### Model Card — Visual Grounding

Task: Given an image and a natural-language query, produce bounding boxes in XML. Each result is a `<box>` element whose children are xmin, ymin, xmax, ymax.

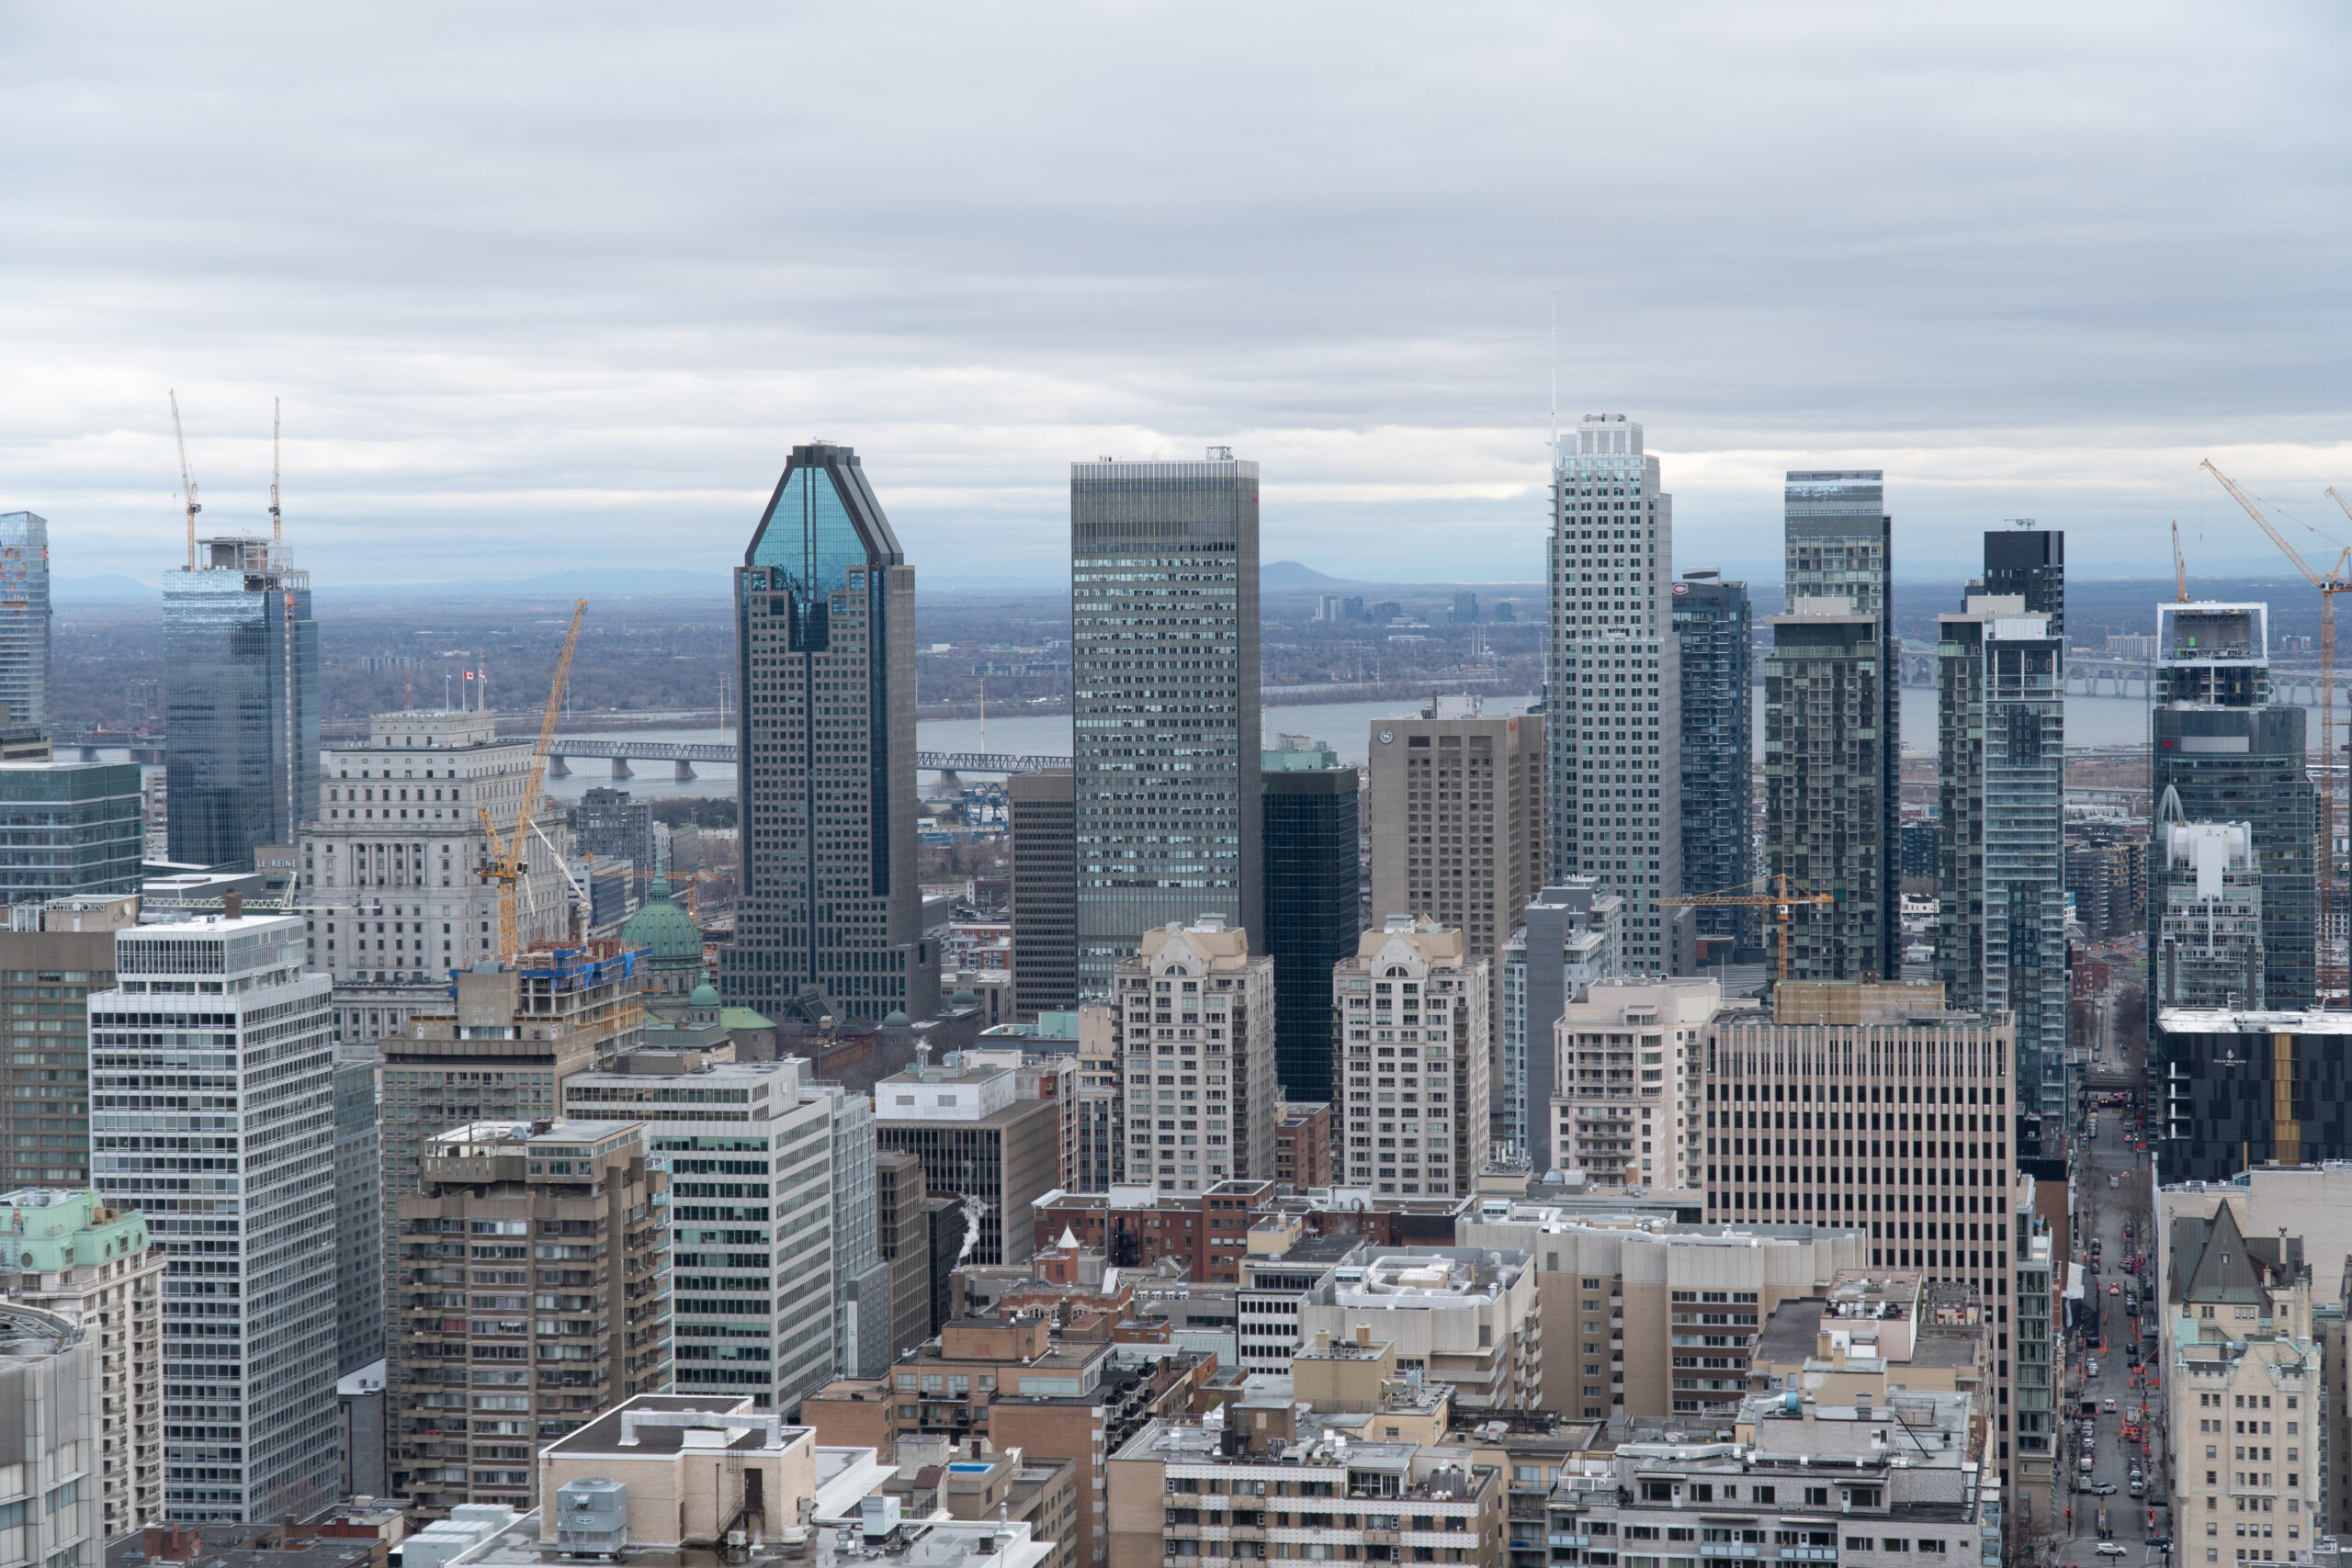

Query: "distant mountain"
<box><xmin>1261</xmin><ymin>559</ymin><xmax>1544</xmax><ymax>594</ymax></box>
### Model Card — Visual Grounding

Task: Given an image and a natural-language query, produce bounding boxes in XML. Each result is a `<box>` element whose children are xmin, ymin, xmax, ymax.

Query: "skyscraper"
<box><xmin>0</xmin><ymin>512</ymin><xmax>51</xmax><ymax>731</ymax></box>
<box><xmin>1071</xmin><ymin>451</ymin><xmax>1261</xmax><ymax>994</ymax></box>
<box><xmin>1329</xmin><ymin>915</ymin><xmax>1489</xmax><ymax>1198</ymax></box>
<box><xmin>2150</xmin><ymin>602</ymin><xmax>2314</xmax><ymax>1013</ymax></box>
<box><xmin>720</xmin><ymin>443</ymin><xmax>935</xmax><ymax>1023</ymax></box>
<box><xmin>1009</xmin><ymin>768</ymin><xmax>1077</xmax><ymax>1019</ymax></box>
<box><xmin>1936</xmin><ymin>595</ymin><xmax>2067</xmax><ymax>1153</ymax></box>
<box><xmin>1498</xmin><ymin>877</ymin><xmax>1621</xmax><ymax>1166</ymax></box>
<box><xmin>164</xmin><ymin>536</ymin><xmax>320</xmax><ymax>870</ymax></box>
<box><xmin>1548</xmin><ymin>414</ymin><xmax>1685</xmax><ymax>971</ymax></box>
<box><xmin>1261</xmin><ymin>735</ymin><xmax>1360</xmax><ymax>1104</ymax></box>
<box><xmin>1673</xmin><ymin>570</ymin><xmax>1752</xmax><ymax>938</ymax></box>
<box><xmin>2151</xmin><ymin>790</ymin><xmax>2264</xmax><ymax>1010</ymax></box>
<box><xmin>1112</xmin><ymin>917</ymin><xmax>1276</xmax><ymax>1192</ymax></box>
<box><xmin>1763</xmin><ymin>602</ymin><xmax>1891</xmax><ymax>980</ymax></box>
<box><xmin>1977</xmin><ymin>526</ymin><xmax>2064</xmax><ymax>637</ymax></box>
<box><xmin>1783</xmin><ymin>472</ymin><xmax>1900</xmax><ymax>977</ymax></box>
<box><xmin>91</xmin><ymin>913</ymin><xmax>339</xmax><ymax>1522</ymax></box>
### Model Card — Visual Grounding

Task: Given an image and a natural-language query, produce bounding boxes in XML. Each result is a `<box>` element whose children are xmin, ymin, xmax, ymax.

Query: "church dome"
<box><xmin>880</xmin><ymin>1010</ymin><xmax>911</xmax><ymax>1028</ymax></box>
<box><xmin>688</xmin><ymin>979</ymin><xmax>721</xmax><ymax>1009</ymax></box>
<box><xmin>620</xmin><ymin>875</ymin><xmax>703</xmax><ymax>966</ymax></box>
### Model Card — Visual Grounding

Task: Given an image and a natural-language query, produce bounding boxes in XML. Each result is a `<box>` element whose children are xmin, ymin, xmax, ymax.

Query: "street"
<box><xmin>2047</xmin><ymin>1108</ymin><xmax>2170</xmax><ymax>1568</ymax></box>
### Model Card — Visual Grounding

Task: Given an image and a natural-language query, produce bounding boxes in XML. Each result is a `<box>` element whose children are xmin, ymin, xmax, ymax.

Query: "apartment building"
<box><xmin>1330</xmin><ymin>916</ymin><xmax>1490</xmax><ymax>1199</ymax></box>
<box><xmin>1499</xmin><ymin>878</ymin><xmax>1622</xmax><ymax>1166</ymax></box>
<box><xmin>1549</xmin><ymin>978</ymin><xmax>1715</xmax><ymax>1192</ymax></box>
<box><xmin>1112</xmin><ymin>918</ymin><xmax>1277</xmax><ymax>1193</ymax></box>
<box><xmin>1294</xmin><ymin>1248</ymin><xmax>1539</xmax><ymax>1412</ymax></box>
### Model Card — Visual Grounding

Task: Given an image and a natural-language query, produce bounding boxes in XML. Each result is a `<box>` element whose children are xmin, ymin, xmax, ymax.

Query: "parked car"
<box><xmin>2099</xmin><ymin>1543</ymin><xmax>2130</xmax><ymax>1556</ymax></box>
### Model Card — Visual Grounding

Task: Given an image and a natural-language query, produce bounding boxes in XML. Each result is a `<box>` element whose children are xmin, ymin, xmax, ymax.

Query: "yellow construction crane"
<box><xmin>1661</xmin><ymin>874</ymin><xmax>1834</xmax><ymax>983</ymax></box>
<box><xmin>479</xmin><ymin>599</ymin><xmax>586</xmax><ymax>964</ymax></box>
<box><xmin>169</xmin><ymin>389</ymin><xmax>200</xmax><ymax>570</ymax></box>
<box><xmin>2173</xmin><ymin>520</ymin><xmax>2190</xmax><ymax>603</ymax></box>
<box><xmin>2202</xmin><ymin>458</ymin><xmax>2351</xmax><ymax>995</ymax></box>
<box><xmin>268</xmin><ymin>396</ymin><xmax>282</xmax><ymax>552</ymax></box>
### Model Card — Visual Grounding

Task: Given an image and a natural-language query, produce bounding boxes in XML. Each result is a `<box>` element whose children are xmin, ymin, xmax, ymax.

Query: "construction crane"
<box><xmin>1660</xmin><ymin>874</ymin><xmax>1834</xmax><ymax>983</ymax></box>
<box><xmin>479</xmin><ymin>599</ymin><xmax>586</xmax><ymax>964</ymax></box>
<box><xmin>2202</xmin><ymin>458</ymin><xmax>2351</xmax><ymax>996</ymax></box>
<box><xmin>169</xmin><ymin>389</ymin><xmax>200</xmax><ymax>570</ymax></box>
<box><xmin>2173</xmin><ymin>521</ymin><xmax>2190</xmax><ymax>602</ymax></box>
<box><xmin>268</xmin><ymin>396</ymin><xmax>282</xmax><ymax>554</ymax></box>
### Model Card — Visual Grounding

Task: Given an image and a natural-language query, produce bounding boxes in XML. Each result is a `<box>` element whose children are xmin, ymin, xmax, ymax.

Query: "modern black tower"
<box><xmin>1261</xmin><ymin>737</ymin><xmax>1360</xmax><ymax>1104</ymax></box>
<box><xmin>1977</xmin><ymin>525</ymin><xmax>2065</xmax><ymax>638</ymax></box>
<box><xmin>1673</xmin><ymin>570</ymin><xmax>1752</xmax><ymax>946</ymax></box>
<box><xmin>719</xmin><ymin>443</ymin><xmax>938</xmax><ymax>1022</ymax></box>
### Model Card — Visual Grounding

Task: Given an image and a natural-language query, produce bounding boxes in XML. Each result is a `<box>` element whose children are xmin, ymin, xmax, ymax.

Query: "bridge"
<box><xmin>540</xmin><ymin>738</ymin><xmax>1070</xmax><ymax>781</ymax></box>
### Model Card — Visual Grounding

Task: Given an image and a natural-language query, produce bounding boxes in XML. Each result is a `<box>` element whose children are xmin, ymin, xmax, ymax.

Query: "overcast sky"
<box><xmin>6</xmin><ymin>2</ymin><xmax>2349</xmax><ymax>592</ymax></box>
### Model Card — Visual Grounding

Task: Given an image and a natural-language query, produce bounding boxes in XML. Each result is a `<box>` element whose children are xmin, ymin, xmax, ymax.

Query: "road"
<box><xmin>2048</xmin><ymin>1110</ymin><xmax>2172</xmax><ymax>1568</ymax></box>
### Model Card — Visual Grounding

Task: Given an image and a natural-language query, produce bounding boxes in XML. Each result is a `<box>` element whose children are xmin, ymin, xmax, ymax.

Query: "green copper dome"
<box><xmin>880</xmin><ymin>1010</ymin><xmax>910</xmax><ymax>1028</ymax></box>
<box><xmin>688</xmin><ymin>979</ymin><xmax>721</xmax><ymax>1008</ymax></box>
<box><xmin>620</xmin><ymin>875</ymin><xmax>703</xmax><ymax>966</ymax></box>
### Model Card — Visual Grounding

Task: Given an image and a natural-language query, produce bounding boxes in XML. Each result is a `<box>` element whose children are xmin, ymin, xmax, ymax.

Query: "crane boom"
<box><xmin>1660</xmin><ymin>874</ymin><xmax>1833</xmax><ymax>984</ymax></box>
<box><xmin>169</xmin><ymin>389</ymin><xmax>200</xmax><ymax>570</ymax></box>
<box><xmin>478</xmin><ymin>599</ymin><xmax>587</xmax><ymax>963</ymax></box>
<box><xmin>269</xmin><ymin>396</ymin><xmax>282</xmax><ymax>552</ymax></box>
<box><xmin>2173</xmin><ymin>521</ymin><xmax>2189</xmax><ymax>603</ymax></box>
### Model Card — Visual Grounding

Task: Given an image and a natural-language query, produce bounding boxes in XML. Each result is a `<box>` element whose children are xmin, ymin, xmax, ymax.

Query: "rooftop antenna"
<box><xmin>268</xmin><ymin>397</ymin><xmax>283</xmax><ymax>560</ymax></box>
<box><xmin>169</xmin><ymin>390</ymin><xmax>200</xmax><ymax>570</ymax></box>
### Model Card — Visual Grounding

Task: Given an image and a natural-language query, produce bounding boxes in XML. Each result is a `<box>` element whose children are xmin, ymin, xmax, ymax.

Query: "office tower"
<box><xmin>1366</xmin><ymin>698</ymin><xmax>1547</xmax><ymax>1111</ymax></box>
<box><xmin>1009</xmin><ymin>768</ymin><xmax>1077</xmax><ymax>1019</ymax></box>
<box><xmin>1070</xmin><ymin>451</ymin><xmax>1261</xmax><ymax>993</ymax></box>
<box><xmin>0</xmin><ymin>908</ymin><xmax>128</xmax><ymax>1189</ymax></box>
<box><xmin>1702</xmin><ymin>979</ymin><xmax>2020</xmax><ymax>1481</ymax></box>
<box><xmin>1498</xmin><ymin>878</ymin><xmax>1622</xmax><ymax>1165</ymax></box>
<box><xmin>2151</xmin><ymin>602</ymin><xmax>2314</xmax><ymax>1013</ymax></box>
<box><xmin>0</xmin><ymin>1189</ymin><xmax>164</xmax><ymax>1536</ymax></box>
<box><xmin>1672</xmin><ymin>570</ymin><xmax>1752</xmax><ymax>934</ymax></box>
<box><xmin>376</xmin><ymin>942</ymin><xmax>645</xmax><ymax>1204</ymax></box>
<box><xmin>1110</xmin><ymin>917</ymin><xmax>1276</xmax><ymax>1193</ymax></box>
<box><xmin>721</xmin><ymin>442</ymin><xmax>934</xmax><ymax>1024</ymax></box>
<box><xmin>1549</xmin><ymin>978</ymin><xmax>1714</xmax><ymax>1190</ymax></box>
<box><xmin>571</xmin><ymin>786</ymin><xmax>657</xmax><ymax>892</ymax></box>
<box><xmin>302</xmin><ymin>711</ymin><xmax>575</xmax><ymax>1046</ymax></box>
<box><xmin>0</xmin><ymin>1302</ymin><xmax>102</xmax><ymax>1565</ymax></box>
<box><xmin>873</xmin><ymin>1148</ymin><xmax>933</xmax><ymax>1362</ymax></box>
<box><xmin>0</xmin><ymin>513</ymin><xmax>51</xmax><ymax>730</ymax></box>
<box><xmin>1452</xmin><ymin>589</ymin><xmax>1479</xmax><ymax>625</ymax></box>
<box><xmin>0</xmin><ymin>763</ymin><xmax>141</xmax><ymax>908</ymax></box>
<box><xmin>1977</xmin><ymin>525</ymin><xmax>2064</xmax><ymax>637</ymax></box>
<box><xmin>333</xmin><ymin>1046</ymin><xmax>384</xmax><ymax>1374</ymax></box>
<box><xmin>1936</xmin><ymin>597</ymin><xmax>2067</xmax><ymax>1151</ymax></box>
<box><xmin>1073</xmin><ymin>1001</ymin><xmax>1120</xmax><ymax>1190</ymax></box>
<box><xmin>1547</xmin><ymin>413</ymin><xmax>1685</xmax><ymax>970</ymax></box>
<box><xmin>2154</xmin><ymin>1007</ymin><xmax>2352</xmax><ymax>1177</ymax></box>
<box><xmin>1260</xmin><ymin>735</ymin><xmax>1360</xmax><ymax>1103</ymax></box>
<box><xmin>1329</xmin><ymin>915</ymin><xmax>1490</xmax><ymax>1198</ymax></box>
<box><xmin>164</xmin><ymin>536</ymin><xmax>320</xmax><ymax>870</ymax></box>
<box><xmin>874</xmin><ymin>1060</ymin><xmax>1061</xmax><ymax>1264</ymax></box>
<box><xmin>1783</xmin><ymin>471</ymin><xmax>1900</xmax><ymax>977</ymax></box>
<box><xmin>2152</xmin><ymin>790</ymin><xmax>2264</xmax><ymax>1009</ymax></box>
<box><xmin>1763</xmin><ymin>601</ymin><xmax>1892</xmax><ymax>980</ymax></box>
<box><xmin>562</xmin><ymin>1055</ymin><xmax>836</xmax><ymax>1409</ymax></box>
<box><xmin>389</xmin><ymin>1120</ymin><xmax>669</xmax><ymax>1514</ymax></box>
<box><xmin>91</xmin><ymin>913</ymin><xmax>338</xmax><ymax>1522</ymax></box>
<box><xmin>815</xmin><ymin>1081</ymin><xmax>892</xmax><ymax>1380</ymax></box>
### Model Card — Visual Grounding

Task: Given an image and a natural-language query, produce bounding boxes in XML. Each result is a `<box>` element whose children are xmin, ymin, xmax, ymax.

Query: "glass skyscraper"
<box><xmin>1261</xmin><ymin>736</ymin><xmax>1359</xmax><ymax>1104</ymax></box>
<box><xmin>0</xmin><ymin>513</ymin><xmax>51</xmax><ymax>731</ymax></box>
<box><xmin>1783</xmin><ymin>471</ymin><xmax>1900</xmax><ymax>977</ymax></box>
<box><xmin>1673</xmin><ymin>569</ymin><xmax>1751</xmax><ymax>941</ymax></box>
<box><xmin>0</xmin><ymin>761</ymin><xmax>144</xmax><ymax>905</ymax></box>
<box><xmin>164</xmin><ymin>536</ymin><xmax>320</xmax><ymax>870</ymax></box>
<box><xmin>1547</xmin><ymin>414</ymin><xmax>1685</xmax><ymax>971</ymax></box>
<box><xmin>1071</xmin><ymin>451</ymin><xmax>1261</xmax><ymax>994</ymax></box>
<box><xmin>720</xmin><ymin>443</ymin><xmax>935</xmax><ymax>1022</ymax></box>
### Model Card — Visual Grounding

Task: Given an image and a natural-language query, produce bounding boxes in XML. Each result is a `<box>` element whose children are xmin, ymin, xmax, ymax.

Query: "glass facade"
<box><xmin>0</xmin><ymin>761</ymin><xmax>143</xmax><ymax>905</ymax></box>
<box><xmin>1763</xmin><ymin>611</ymin><xmax>1888</xmax><ymax>980</ymax></box>
<box><xmin>1260</xmin><ymin>758</ymin><xmax>1358</xmax><ymax>1104</ymax></box>
<box><xmin>1548</xmin><ymin>414</ymin><xmax>1681</xmax><ymax>968</ymax></box>
<box><xmin>1672</xmin><ymin>570</ymin><xmax>1751</xmax><ymax>939</ymax></box>
<box><xmin>1070</xmin><ymin>454</ymin><xmax>1261</xmax><ymax>995</ymax></box>
<box><xmin>0</xmin><ymin>513</ymin><xmax>51</xmax><ymax>730</ymax></box>
<box><xmin>164</xmin><ymin>538</ymin><xmax>320</xmax><ymax>870</ymax></box>
<box><xmin>1783</xmin><ymin>472</ymin><xmax>1900</xmax><ymax>978</ymax></box>
<box><xmin>720</xmin><ymin>445</ymin><xmax>933</xmax><ymax>1022</ymax></box>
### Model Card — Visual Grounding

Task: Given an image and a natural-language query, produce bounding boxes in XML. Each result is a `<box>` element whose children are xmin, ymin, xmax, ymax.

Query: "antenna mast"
<box><xmin>169</xmin><ymin>390</ymin><xmax>200</xmax><ymax>570</ymax></box>
<box><xmin>269</xmin><ymin>397</ymin><xmax>282</xmax><ymax>558</ymax></box>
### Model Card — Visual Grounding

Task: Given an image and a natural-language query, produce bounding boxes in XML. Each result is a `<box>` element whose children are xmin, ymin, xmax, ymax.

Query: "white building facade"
<box><xmin>1114</xmin><ymin>919</ymin><xmax>1276</xmax><ymax>1192</ymax></box>
<box><xmin>1550</xmin><ymin>978</ymin><xmax>1717</xmax><ymax>1191</ymax></box>
<box><xmin>1331</xmin><ymin>916</ymin><xmax>1491</xmax><ymax>1199</ymax></box>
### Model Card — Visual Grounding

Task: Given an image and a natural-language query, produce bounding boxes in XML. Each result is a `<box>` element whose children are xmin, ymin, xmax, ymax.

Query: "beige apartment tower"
<box><xmin>1113</xmin><ymin>917</ymin><xmax>1277</xmax><ymax>1192</ymax></box>
<box><xmin>1551</xmin><ymin>978</ymin><xmax>1716</xmax><ymax>1191</ymax></box>
<box><xmin>1329</xmin><ymin>916</ymin><xmax>1490</xmax><ymax>1198</ymax></box>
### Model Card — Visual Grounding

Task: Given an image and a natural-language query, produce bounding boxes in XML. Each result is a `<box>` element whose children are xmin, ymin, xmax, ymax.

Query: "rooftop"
<box><xmin>548</xmin><ymin>1395</ymin><xmax>810</xmax><ymax>1457</ymax></box>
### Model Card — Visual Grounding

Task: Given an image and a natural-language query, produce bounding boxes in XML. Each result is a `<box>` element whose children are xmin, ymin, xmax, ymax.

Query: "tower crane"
<box><xmin>479</xmin><ymin>599</ymin><xmax>586</xmax><ymax>964</ymax></box>
<box><xmin>268</xmin><ymin>396</ymin><xmax>282</xmax><ymax>556</ymax></box>
<box><xmin>2173</xmin><ymin>521</ymin><xmax>2190</xmax><ymax>603</ymax></box>
<box><xmin>1660</xmin><ymin>874</ymin><xmax>1835</xmax><ymax>984</ymax></box>
<box><xmin>169</xmin><ymin>390</ymin><xmax>200</xmax><ymax>570</ymax></box>
<box><xmin>2201</xmin><ymin>458</ymin><xmax>2350</xmax><ymax>996</ymax></box>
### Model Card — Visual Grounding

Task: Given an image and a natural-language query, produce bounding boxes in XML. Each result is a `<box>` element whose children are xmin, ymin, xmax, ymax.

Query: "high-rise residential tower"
<box><xmin>2151</xmin><ymin>789</ymin><xmax>2264</xmax><ymax>1010</ymax></box>
<box><xmin>1329</xmin><ymin>915</ymin><xmax>1489</xmax><ymax>1198</ymax></box>
<box><xmin>1111</xmin><ymin>917</ymin><xmax>1276</xmax><ymax>1193</ymax></box>
<box><xmin>1261</xmin><ymin>735</ymin><xmax>1360</xmax><ymax>1104</ymax></box>
<box><xmin>1976</xmin><ymin>525</ymin><xmax>2064</xmax><ymax>637</ymax></box>
<box><xmin>1548</xmin><ymin>414</ymin><xmax>1685</xmax><ymax>972</ymax></box>
<box><xmin>0</xmin><ymin>512</ymin><xmax>51</xmax><ymax>731</ymax></box>
<box><xmin>1936</xmin><ymin>595</ymin><xmax>2067</xmax><ymax>1154</ymax></box>
<box><xmin>720</xmin><ymin>444</ymin><xmax>935</xmax><ymax>1023</ymax></box>
<box><xmin>1498</xmin><ymin>877</ymin><xmax>1621</xmax><ymax>1166</ymax></box>
<box><xmin>164</xmin><ymin>536</ymin><xmax>320</xmax><ymax>870</ymax></box>
<box><xmin>1009</xmin><ymin>768</ymin><xmax>1077</xmax><ymax>1019</ymax></box>
<box><xmin>1071</xmin><ymin>451</ymin><xmax>1261</xmax><ymax>994</ymax></box>
<box><xmin>1782</xmin><ymin>472</ymin><xmax>1900</xmax><ymax>978</ymax></box>
<box><xmin>1763</xmin><ymin>601</ymin><xmax>1891</xmax><ymax>980</ymax></box>
<box><xmin>91</xmin><ymin>914</ymin><xmax>338</xmax><ymax>1522</ymax></box>
<box><xmin>1672</xmin><ymin>570</ymin><xmax>1752</xmax><ymax>941</ymax></box>
<box><xmin>2149</xmin><ymin>602</ymin><xmax>2314</xmax><ymax>1013</ymax></box>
